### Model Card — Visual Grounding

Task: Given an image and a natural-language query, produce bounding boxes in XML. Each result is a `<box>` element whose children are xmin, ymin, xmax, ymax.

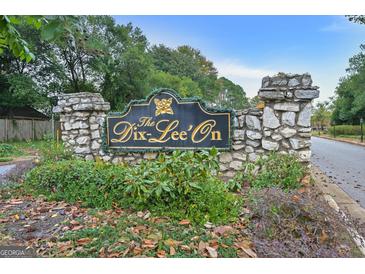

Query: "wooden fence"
<box><xmin>0</xmin><ymin>119</ymin><xmax>58</xmax><ymax>142</ymax></box>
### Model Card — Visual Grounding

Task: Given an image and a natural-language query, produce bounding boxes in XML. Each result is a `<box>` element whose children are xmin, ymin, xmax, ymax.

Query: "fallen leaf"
<box><xmin>76</xmin><ymin>238</ymin><xmax>92</xmax><ymax>245</ymax></box>
<box><xmin>235</xmin><ymin>240</ymin><xmax>257</xmax><ymax>258</ymax></box>
<box><xmin>70</xmin><ymin>220</ymin><xmax>80</xmax><ymax>225</ymax></box>
<box><xmin>10</xmin><ymin>199</ymin><xmax>23</xmax><ymax>205</ymax></box>
<box><xmin>179</xmin><ymin>219</ymin><xmax>190</xmax><ymax>225</ymax></box>
<box><xmin>198</xmin><ymin>241</ymin><xmax>207</xmax><ymax>252</ymax></box>
<box><xmin>99</xmin><ymin>247</ymin><xmax>106</xmax><ymax>257</ymax></box>
<box><xmin>164</xmin><ymin>238</ymin><xmax>179</xmax><ymax>247</ymax></box>
<box><xmin>142</xmin><ymin>239</ymin><xmax>156</xmax><ymax>249</ymax></box>
<box><xmin>320</xmin><ymin>230</ymin><xmax>329</xmax><ymax>244</ymax></box>
<box><xmin>209</xmin><ymin>239</ymin><xmax>219</xmax><ymax>250</ymax></box>
<box><xmin>108</xmin><ymin>252</ymin><xmax>121</xmax><ymax>258</ymax></box>
<box><xmin>206</xmin><ymin>246</ymin><xmax>218</xmax><ymax>258</ymax></box>
<box><xmin>58</xmin><ymin>241</ymin><xmax>72</xmax><ymax>252</ymax></box>
<box><xmin>157</xmin><ymin>250</ymin><xmax>166</xmax><ymax>258</ymax></box>
<box><xmin>14</xmin><ymin>214</ymin><xmax>20</xmax><ymax>220</ymax></box>
<box><xmin>71</xmin><ymin>225</ymin><xmax>84</xmax><ymax>231</ymax></box>
<box><xmin>298</xmin><ymin>187</ymin><xmax>307</xmax><ymax>194</ymax></box>
<box><xmin>133</xmin><ymin>247</ymin><xmax>143</xmax><ymax>256</ymax></box>
<box><xmin>169</xmin><ymin>246</ymin><xmax>176</xmax><ymax>256</ymax></box>
<box><xmin>240</xmin><ymin>247</ymin><xmax>257</xmax><ymax>258</ymax></box>
<box><xmin>292</xmin><ymin>195</ymin><xmax>300</xmax><ymax>203</ymax></box>
<box><xmin>180</xmin><ymin>245</ymin><xmax>190</xmax><ymax>251</ymax></box>
<box><xmin>213</xmin><ymin>225</ymin><xmax>235</xmax><ymax>236</ymax></box>
<box><xmin>147</xmin><ymin>231</ymin><xmax>162</xmax><ymax>241</ymax></box>
<box><xmin>301</xmin><ymin>175</ymin><xmax>311</xmax><ymax>186</ymax></box>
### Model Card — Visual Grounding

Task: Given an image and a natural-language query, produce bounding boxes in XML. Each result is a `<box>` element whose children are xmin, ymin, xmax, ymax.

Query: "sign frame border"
<box><xmin>101</xmin><ymin>88</ymin><xmax>234</xmax><ymax>153</ymax></box>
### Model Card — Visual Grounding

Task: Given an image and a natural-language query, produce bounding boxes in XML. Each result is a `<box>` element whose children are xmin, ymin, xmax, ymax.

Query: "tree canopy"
<box><xmin>332</xmin><ymin>16</ymin><xmax>365</xmax><ymax>124</ymax></box>
<box><xmin>0</xmin><ymin>15</ymin><xmax>248</xmax><ymax>113</ymax></box>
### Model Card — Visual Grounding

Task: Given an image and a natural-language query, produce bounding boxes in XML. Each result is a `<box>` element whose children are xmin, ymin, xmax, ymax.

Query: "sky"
<box><xmin>114</xmin><ymin>16</ymin><xmax>365</xmax><ymax>101</ymax></box>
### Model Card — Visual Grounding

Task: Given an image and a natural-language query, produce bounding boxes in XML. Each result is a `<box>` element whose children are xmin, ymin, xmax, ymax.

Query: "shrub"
<box><xmin>38</xmin><ymin>140</ymin><xmax>74</xmax><ymax>162</ymax></box>
<box><xmin>230</xmin><ymin>153</ymin><xmax>306</xmax><ymax>190</ymax></box>
<box><xmin>25</xmin><ymin>149</ymin><xmax>242</xmax><ymax>225</ymax></box>
<box><xmin>328</xmin><ymin>125</ymin><xmax>362</xmax><ymax>136</ymax></box>
<box><xmin>0</xmin><ymin>143</ymin><xmax>20</xmax><ymax>157</ymax></box>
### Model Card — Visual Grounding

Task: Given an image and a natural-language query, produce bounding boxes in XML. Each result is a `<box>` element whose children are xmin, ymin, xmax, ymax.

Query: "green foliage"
<box><xmin>149</xmin><ymin>44</ymin><xmax>247</xmax><ymax>109</ymax></box>
<box><xmin>0</xmin><ymin>15</ymin><xmax>38</xmax><ymax>62</ymax></box>
<box><xmin>0</xmin><ymin>143</ymin><xmax>20</xmax><ymax>157</ymax></box>
<box><xmin>0</xmin><ymin>15</ymin><xmax>77</xmax><ymax>62</ymax></box>
<box><xmin>311</xmin><ymin>101</ymin><xmax>332</xmax><ymax>130</ymax></box>
<box><xmin>148</xmin><ymin>70</ymin><xmax>202</xmax><ymax>98</ymax></box>
<box><xmin>0</xmin><ymin>15</ymin><xmax>247</xmax><ymax>112</ymax></box>
<box><xmin>328</xmin><ymin>125</ymin><xmax>362</xmax><ymax>136</ymax></box>
<box><xmin>332</xmin><ymin>17</ymin><xmax>365</xmax><ymax>124</ymax></box>
<box><xmin>231</xmin><ymin>153</ymin><xmax>306</xmax><ymax>190</ymax></box>
<box><xmin>25</xmin><ymin>150</ymin><xmax>242</xmax><ymax>225</ymax></box>
<box><xmin>0</xmin><ymin>74</ymin><xmax>47</xmax><ymax>108</ymax></box>
<box><xmin>0</xmin><ymin>157</ymin><xmax>13</xmax><ymax>162</ymax></box>
<box><xmin>38</xmin><ymin>141</ymin><xmax>74</xmax><ymax>162</ymax></box>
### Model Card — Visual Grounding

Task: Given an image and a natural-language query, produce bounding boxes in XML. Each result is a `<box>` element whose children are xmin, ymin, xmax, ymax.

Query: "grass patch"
<box><xmin>0</xmin><ymin>157</ymin><xmax>13</xmax><ymax>162</ymax></box>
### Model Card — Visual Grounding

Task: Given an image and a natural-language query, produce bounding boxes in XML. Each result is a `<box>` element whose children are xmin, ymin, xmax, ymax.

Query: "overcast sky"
<box><xmin>114</xmin><ymin>15</ymin><xmax>365</xmax><ymax>102</ymax></box>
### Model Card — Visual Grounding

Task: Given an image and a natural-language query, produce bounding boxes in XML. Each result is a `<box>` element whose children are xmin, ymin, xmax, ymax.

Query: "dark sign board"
<box><xmin>105</xmin><ymin>89</ymin><xmax>231</xmax><ymax>151</ymax></box>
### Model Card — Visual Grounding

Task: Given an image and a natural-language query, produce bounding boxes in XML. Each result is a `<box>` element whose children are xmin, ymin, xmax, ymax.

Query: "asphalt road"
<box><xmin>311</xmin><ymin>137</ymin><xmax>365</xmax><ymax>208</ymax></box>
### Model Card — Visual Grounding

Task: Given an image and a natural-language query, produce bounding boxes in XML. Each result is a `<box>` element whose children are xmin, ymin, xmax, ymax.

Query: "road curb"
<box><xmin>311</xmin><ymin>165</ymin><xmax>365</xmax><ymax>255</ymax></box>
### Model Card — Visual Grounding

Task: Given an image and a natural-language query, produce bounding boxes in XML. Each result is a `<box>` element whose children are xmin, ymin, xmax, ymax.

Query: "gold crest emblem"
<box><xmin>154</xmin><ymin>98</ymin><xmax>174</xmax><ymax>116</ymax></box>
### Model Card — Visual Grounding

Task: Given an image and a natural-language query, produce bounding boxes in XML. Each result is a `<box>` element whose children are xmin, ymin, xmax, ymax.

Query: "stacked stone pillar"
<box><xmin>259</xmin><ymin>73</ymin><xmax>319</xmax><ymax>160</ymax></box>
<box><xmin>218</xmin><ymin>73</ymin><xmax>319</xmax><ymax>179</ymax></box>
<box><xmin>53</xmin><ymin>92</ymin><xmax>110</xmax><ymax>160</ymax></box>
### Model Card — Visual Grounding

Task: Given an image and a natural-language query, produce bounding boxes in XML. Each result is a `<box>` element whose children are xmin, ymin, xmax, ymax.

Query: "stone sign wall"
<box><xmin>53</xmin><ymin>73</ymin><xmax>319</xmax><ymax>179</ymax></box>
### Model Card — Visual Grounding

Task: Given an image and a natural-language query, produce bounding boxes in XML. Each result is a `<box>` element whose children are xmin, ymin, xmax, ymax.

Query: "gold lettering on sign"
<box><xmin>148</xmin><ymin>120</ymin><xmax>179</xmax><ymax>143</ymax></box>
<box><xmin>191</xmin><ymin>120</ymin><xmax>217</xmax><ymax>143</ymax></box>
<box><xmin>137</xmin><ymin>116</ymin><xmax>155</xmax><ymax>127</ymax></box>
<box><xmin>111</xmin><ymin>121</ymin><xmax>134</xmax><ymax>143</ymax></box>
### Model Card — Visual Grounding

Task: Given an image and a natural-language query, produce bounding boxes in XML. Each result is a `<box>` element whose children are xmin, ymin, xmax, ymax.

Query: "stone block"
<box><xmin>262</xmin><ymin>139</ymin><xmax>279</xmax><ymax>151</ymax></box>
<box><xmin>245</xmin><ymin>115</ymin><xmax>261</xmax><ymax>130</ymax></box>
<box><xmin>233</xmin><ymin>129</ymin><xmax>245</xmax><ymax>141</ymax></box>
<box><xmin>294</xmin><ymin>89</ymin><xmax>319</xmax><ymax>99</ymax></box>
<box><xmin>297</xmin><ymin>103</ymin><xmax>312</xmax><ymax>127</ymax></box>
<box><xmin>280</xmin><ymin>127</ymin><xmax>297</xmax><ymax>138</ymax></box>
<box><xmin>289</xmin><ymin>138</ymin><xmax>311</xmax><ymax>150</ymax></box>
<box><xmin>219</xmin><ymin>152</ymin><xmax>233</xmax><ymax>163</ymax></box>
<box><xmin>271</xmin><ymin>133</ymin><xmax>283</xmax><ymax>141</ymax></box>
<box><xmin>263</xmin><ymin>107</ymin><xmax>280</xmax><ymax>129</ymax></box>
<box><xmin>230</xmin><ymin>161</ymin><xmax>243</xmax><ymax>171</ymax></box>
<box><xmin>232</xmin><ymin>144</ymin><xmax>245</xmax><ymax>150</ymax></box>
<box><xmin>233</xmin><ymin>152</ymin><xmax>246</xmax><ymax>161</ymax></box>
<box><xmin>274</xmin><ymin>102</ymin><xmax>300</xmax><ymax>112</ymax></box>
<box><xmin>75</xmin><ymin>146</ymin><xmax>91</xmax><ymax>154</ymax></box>
<box><xmin>76</xmin><ymin>136</ymin><xmax>90</xmax><ymax>145</ymax></box>
<box><xmin>246</xmin><ymin>130</ymin><xmax>262</xmax><ymax>140</ymax></box>
<box><xmin>246</xmin><ymin>140</ymin><xmax>260</xmax><ymax>148</ymax></box>
<box><xmin>259</xmin><ymin>90</ymin><xmax>285</xmax><ymax>100</ymax></box>
<box><xmin>282</xmin><ymin>112</ymin><xmax>296</xmax><ymax>127</ymax></box>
